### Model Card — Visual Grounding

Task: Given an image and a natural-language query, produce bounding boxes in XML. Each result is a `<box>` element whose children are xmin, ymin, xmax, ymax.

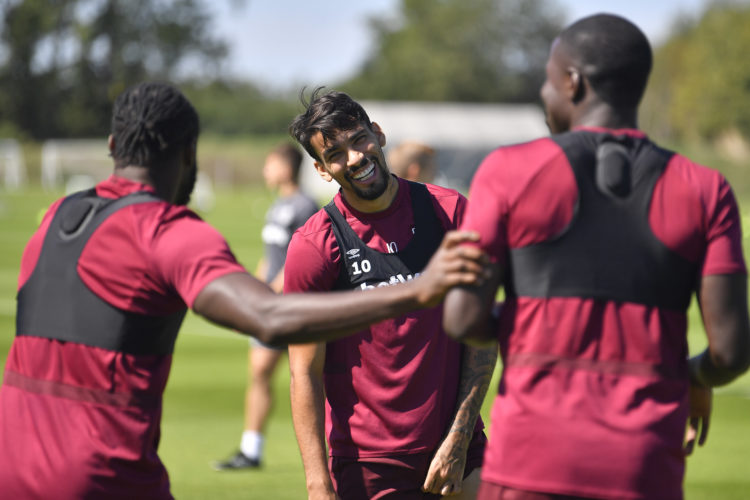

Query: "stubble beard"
<box><xmin>346</xmin><ymin>156</ymin><xmax>390</xmax><ymax>201</ymax></box>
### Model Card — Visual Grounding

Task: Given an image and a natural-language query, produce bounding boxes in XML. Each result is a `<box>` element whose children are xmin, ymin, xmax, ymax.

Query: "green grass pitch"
<box><xmin>1</xmin><ymin>184</ymin><xmax>749</xmax><ymax>499</ymax></box>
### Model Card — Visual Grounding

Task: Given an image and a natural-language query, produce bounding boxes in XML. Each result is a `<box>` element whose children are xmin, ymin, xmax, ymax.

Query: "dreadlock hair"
<box><xmin>110</xmin><ymin>82</ymin><xmax>199</xmax><ymax>168</ymax></box>
<box><xmin>289</xmin><ymin>87</ymin><xmax>372</xmax><ymax>163</ymax></box>
<box><xmin>271</xmin><ymin>142</ymin><xmax>304</xmax><ymax>182</ymax></box>
<box><xmin>559</xmin><ymin>14</ymin><xmax>652</xmax><ymax>109</ymax></box>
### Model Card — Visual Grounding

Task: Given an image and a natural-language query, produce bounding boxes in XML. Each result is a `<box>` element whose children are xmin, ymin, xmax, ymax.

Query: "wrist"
<box><xmin>444</xmin><ymin>426</ymin><xmax>472</xmax><ymax>451</ymax></box>
<box><xmin>306</xmin><ymin>474</ymin><xmax>334</xmax><ymax>493</ymax></box>
<box><xmin>688</xmin><ymin>351</ymin><xmax>710</xmax><ymax>389</ymax></box>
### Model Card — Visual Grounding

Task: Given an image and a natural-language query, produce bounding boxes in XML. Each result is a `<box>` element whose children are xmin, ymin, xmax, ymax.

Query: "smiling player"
<box><xmin>286</xmin><ymin>88</ymin><xmax>497</xmax><ymax>499</ymax></box>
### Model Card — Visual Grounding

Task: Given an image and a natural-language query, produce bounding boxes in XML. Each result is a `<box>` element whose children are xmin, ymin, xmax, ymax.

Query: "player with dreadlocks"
<box><xmin>0</xmin><ymin>82</ymin><xmax>487</xmax><ymax>499</ymax></box>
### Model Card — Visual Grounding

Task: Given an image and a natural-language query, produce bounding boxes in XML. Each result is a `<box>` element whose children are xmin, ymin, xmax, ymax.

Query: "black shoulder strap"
<box><xmin>507</xmin><ymin>131</ymin><xmax>698</xmax><ymax>310</ymax></box>
<box><xmin>16</xmin><ymin>189</ymin><xmax>186</xmax><ymax>355</ymax></box>
<box><xmin>323</xmin><ymin>181</ymin><xmax>446</xmax><ymax>290</ymax></box>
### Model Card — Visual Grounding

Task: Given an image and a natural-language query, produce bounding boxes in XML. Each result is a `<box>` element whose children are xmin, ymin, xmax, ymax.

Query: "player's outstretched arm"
<box><xmin>193</xmin><ymin>230</ymin><xmax>486</xmax><ymax>346</ymax></box>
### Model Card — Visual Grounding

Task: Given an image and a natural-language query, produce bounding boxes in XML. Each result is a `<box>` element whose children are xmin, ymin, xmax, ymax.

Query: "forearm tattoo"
<box><xmin>449</xmin><ymin>344</ymin><xmax>498</xmax><ymax>438</ymax></box>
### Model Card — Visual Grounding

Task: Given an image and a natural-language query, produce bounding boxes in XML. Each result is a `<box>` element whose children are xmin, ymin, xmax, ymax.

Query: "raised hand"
<box><xmin>413</xmin><ymin>230</ymin><xmax>488</xmax><ymax>308</ymax></box>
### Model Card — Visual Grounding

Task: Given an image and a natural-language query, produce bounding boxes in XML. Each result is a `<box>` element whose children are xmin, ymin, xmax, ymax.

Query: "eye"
<box><xmin>326</xmin><ymin>150</ymin><xmax>343</xmax><ymax>163</ymax></box>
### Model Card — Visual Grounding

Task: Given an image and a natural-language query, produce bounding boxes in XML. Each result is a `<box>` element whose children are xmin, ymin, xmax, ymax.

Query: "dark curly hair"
<box><xmin>110</xmin><ymin>82</ymin><xmax>199</xmax><ymax>168</ymax></box>
<box><xmin>288</xmin><ymin>87</ymin><xmax>372</xmax><ymax>163</ymax></box>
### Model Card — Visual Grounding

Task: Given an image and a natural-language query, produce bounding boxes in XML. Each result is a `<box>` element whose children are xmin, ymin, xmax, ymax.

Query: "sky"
<box><xmin>212</xmin><ymin>0</ymin><xmax>711</xmax><ymax>90</ymax></box>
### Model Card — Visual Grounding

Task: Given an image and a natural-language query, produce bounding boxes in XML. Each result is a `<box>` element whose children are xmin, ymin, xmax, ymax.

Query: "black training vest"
<box><xmin>324</xmin><ymin>181</ymin><xmax>445</xmax><ymax>291</ymax></box>
<box><xmin>507</xmin><ymin>131</ymin><xmax>698</xmax><ymax>311</ymax></box>
<box><xmin>16</xmin><ymin>189</ymin><xmax>187</xmax><ymax>355</ymax></box>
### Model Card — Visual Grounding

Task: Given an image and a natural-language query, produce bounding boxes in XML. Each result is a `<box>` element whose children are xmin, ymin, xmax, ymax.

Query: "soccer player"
<box><xmin>215</xmin><ymin>143</ymin><xmax>318</xmax><ymax>470</ymax></box>
<box><xmin>286</xmin><ymin>89</ymin><xmax>497</xmax><ymax>499</ymax></box>
<box><xmin>0</xmin><ymin>82</ymin><xmax>487</xmax><ymax>499</ymax></box>
<box><xmin>387</xmin><ymin>141</ymin><xmax>436</xmax><ymax>183</ymax></box>
<box><xmin>443</xmin><ymin>13</ymin><xmax>750</xmax><ymax>500</ymax></box>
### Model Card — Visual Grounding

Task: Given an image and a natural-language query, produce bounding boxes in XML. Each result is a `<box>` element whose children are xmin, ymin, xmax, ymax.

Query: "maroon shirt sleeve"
<box><xmin>650</xmin><ymin>154</ymin><xmax>746</xmax><ymax>276</ymax></box>
<box><xmin>460</xmin><ymin>139</ymin><xmax>577</xmax><ymax>263</ymax></box>
<box><xmin>701</xmin><ymin>174</ymin><xmax>746</xmax><ymax>275</ymax></box>
<box><xmin>149</xmin><ymin>208</ymin><xmax>248</xmax><ymax>308</ymax></box>
<box><xmin>76</xmin><ymin>203</ymin><xmax>246</xmax><ymax>312</ymax></box>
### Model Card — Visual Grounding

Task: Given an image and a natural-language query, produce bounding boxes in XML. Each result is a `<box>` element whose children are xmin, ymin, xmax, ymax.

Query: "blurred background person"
<box><xmin>386</xmin><ymin>141</ymin><xmax>436</xmax><ymax>184</ymax></box>
<box><xmin>214</xmin><ymin>143</ymin><xmax>318</xmax><ymax>470</ymax></box>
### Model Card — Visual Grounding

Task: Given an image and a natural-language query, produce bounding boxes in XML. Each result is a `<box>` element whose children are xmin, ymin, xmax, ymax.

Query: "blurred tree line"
<box><xmin>1</xmin><ymin>0</ymin><xmax>750</xmax><ymax>150</ymax></box>
<box><xmin>641</xmin><ymin>0</ymin><xmax>750</xmax><ymax>150</ymax></box>
<box><xmin>0</xmin><ymin>0</ymin><xmax>227</xmax><ymax>139</ymax></box>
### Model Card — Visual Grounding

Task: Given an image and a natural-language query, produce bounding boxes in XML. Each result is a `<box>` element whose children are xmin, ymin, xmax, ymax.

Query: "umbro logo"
<box><xmin>346</xmin><ymin>248</ymin><xmax>361</xmax><ymax>259</ymax></box>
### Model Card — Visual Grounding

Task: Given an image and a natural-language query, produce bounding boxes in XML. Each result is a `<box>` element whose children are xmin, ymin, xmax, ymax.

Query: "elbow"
<box><xmin>250</xmin><ymin>311</ymin><xmax>287</xmax><ymax>348</ymax></box>
<box><xmin>443</xmin><ymin>311</ymin><xmax>494</xmax><ymax>346</ymax></box>
<box><xmin>710</xmin><ymin>329</ymin><xmax>750</xmax><ymax>379</ymax></box>
<box><xmin>443</xmin><ymin>290</ymin><xmax>470</xmax><ymax>342</ymax></box>
<box><xmin>443</xmin><ymin>316</ymin><xmax>472</xmax><ymax>342</ymax></box>
<box><xmin>713</xmin><ymin>346</ymin><xmax>750</xmax><ymax>377</ymax></box>
<box><xmin>254</xmin><ymin>324</ymin><xmax>290</xmax><ymax>349</ymax></box>
<box><xmin>248</xmin><ymin>295</ymin><xmax>298</xmax><ymax>348</ymax></box>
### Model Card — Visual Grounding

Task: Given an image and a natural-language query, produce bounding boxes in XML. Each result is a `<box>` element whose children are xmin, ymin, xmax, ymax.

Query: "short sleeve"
<box><xmin>284</xmin><ymin>227</ymin><xmax>339</xmax><ymax>294</ymax></box>
<box><xmin>460</xmin><ymin>150</ymin><xmax>509</xmax><ymax>263</ymax></box>
<box><xmin>152</xmin><ymin>214</ymin><xmax>247</xmax><ymax>308</ymax></box>
<box><xmin>702</xmin><ymin>176</ymin><xmax>747</xmax><ymax>276</ymax></box>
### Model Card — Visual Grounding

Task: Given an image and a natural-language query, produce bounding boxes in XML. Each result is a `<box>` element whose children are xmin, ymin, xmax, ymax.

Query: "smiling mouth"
<box><xmin>351</xmin><ymin>161</ymin><xmax>376</xmax><ymax>181</ymax></box>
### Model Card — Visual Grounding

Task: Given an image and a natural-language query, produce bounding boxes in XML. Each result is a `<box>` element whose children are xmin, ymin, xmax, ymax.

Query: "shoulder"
<box><xmin>423</xmin><ymin>181</ymin><xmax>464</xmax><ymax>200</ymax></box>
<box><xmin>291</xmin><ymin>207</ymin><xmax>332</xmax><ymax>239</ymax></box>
<box><xmin>287</xmin><ymin>207</ymin><xmax>339</xmax><ymax>261</ymax></box>
<box><xmin>422</xmin><ymin>182</ymin><xmax>465</xmax><ymax>222</ymax></box>
<box><xmin>662</xmin><ymin>152</ymin><xmax>730</xmax><ymax>189</ymax></box>
<box><xmin>656</xmin><ymin>151</ymin><xmax>737</xmax><ymax>216</ymax></box>
<box><xmin>471</xmin><ymin>136</ymin><xmax>570</xmax><ymax>204</ymax></box>
<box><xmin>285</xmin><ymin>206</ymin><xmax>341</xmax><ymax>292</ymax></box>
<box><xmin>476</xmin><ymin>136</ymin><xmax>562</xmax><ymax>177</ymax></box>
<box><xmin>423</xmin><ymin>181</ymin><xmax>464</xmax><ymax>204</ymax></box>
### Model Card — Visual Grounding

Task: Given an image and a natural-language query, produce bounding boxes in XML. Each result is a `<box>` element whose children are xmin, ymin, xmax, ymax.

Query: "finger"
<box><xmin>684</xmin><ymin>418</ymin><xmax>697</xmax><ymax>455</ymax></box>
<box><xmin>444</xmin><ymin>270</ymin><xmax>485</xmax><ymax>288</ymax></box>
<box><xmin>422</xmin><ymin>471</ymin><xmax>437</xmax><ymax>493</ymax></box>
<box><xmin>441</xmin><ymin>479</ymin><xmax>463</xmax><ymax>496</ymax></box>
<box><xmin>453</xmin><ymin>246</ymin><xmax>486</xmax><ymax>264</ymax></box>
<box><xmin>452</xmin><ymin>259</ymin><xmax>484</xmax><ymax>275</ymax></box>
<box><xmin>440</xmin><ymin>483</ymin><xmax>454</xmax><ymax>496</ymax></box>
<box><xmin>699</xmin><ymin>414</ymin><xmax>710</xmax><ymax>446</ymax></box>
<box><xmin>441</xmin><ymin>230</ymin><xmax>480</xmax><ymax>249</ymax></box>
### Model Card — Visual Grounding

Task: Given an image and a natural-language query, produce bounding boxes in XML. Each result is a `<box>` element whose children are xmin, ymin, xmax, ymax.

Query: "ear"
<box><xmin>314</xmin><ymin>161</ymin><xmax>333</xmax><ymax>182</ymax></box>
<box><xmin>371</xmin><ymin>122</ymin><xmax>386</xmax><ymax>148</ymax></box>
<box><xmin>567</xmin><ymin>67</ymin><xmax>585</xmax><ymax>104</ymax></box>
<box><xmin>107</xmin><ymin>134</ymin><xmax>115</xmax><ymax>154</ymax></box>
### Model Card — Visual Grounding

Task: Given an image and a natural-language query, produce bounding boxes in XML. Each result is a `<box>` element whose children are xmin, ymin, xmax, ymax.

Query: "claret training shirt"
<box><xmin>284</xmin><ymin>176</ymin><xmax>484</xmax><ymax>458</ymax></box>
<box><xmin>0</xmin><ymin>175</ymin><xmax>246</xmax><ymax>500</ymax></box>
<box><xmin>462</xmin><ymin>128</ymin><xmax>746</xmax><ymax>500</ymax></box>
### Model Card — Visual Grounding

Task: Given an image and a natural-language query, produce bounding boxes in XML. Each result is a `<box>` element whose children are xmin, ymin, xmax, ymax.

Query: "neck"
<box><xmin>574</xmin><ymin>102</ymin><xmax>639</xmax><ymax>130</ymax></box>
<box><xmin>278</xmin><ymin>182</ymin><xmax>299</xmax><ymax>198</ymax></box>
<box><xmin>114</xmin><ymin>164</ymin><xmax>152</xmax><ymax>186</ymax></box>
<box><xmin>342</xmin><ymin>174</ymin><xmax>399</xmax><ymax>213</ymax></box>
<box><xmin>113</xmin><ymin>164</ymin><xmax>171</xmax><ymax>202</ymax></box>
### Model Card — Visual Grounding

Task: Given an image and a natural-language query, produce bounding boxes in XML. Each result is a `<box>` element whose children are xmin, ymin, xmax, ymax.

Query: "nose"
<box><xmin>347</xmin><ymin>148</ymin><xmax>365</xmax><ymax>167</ymax></box>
